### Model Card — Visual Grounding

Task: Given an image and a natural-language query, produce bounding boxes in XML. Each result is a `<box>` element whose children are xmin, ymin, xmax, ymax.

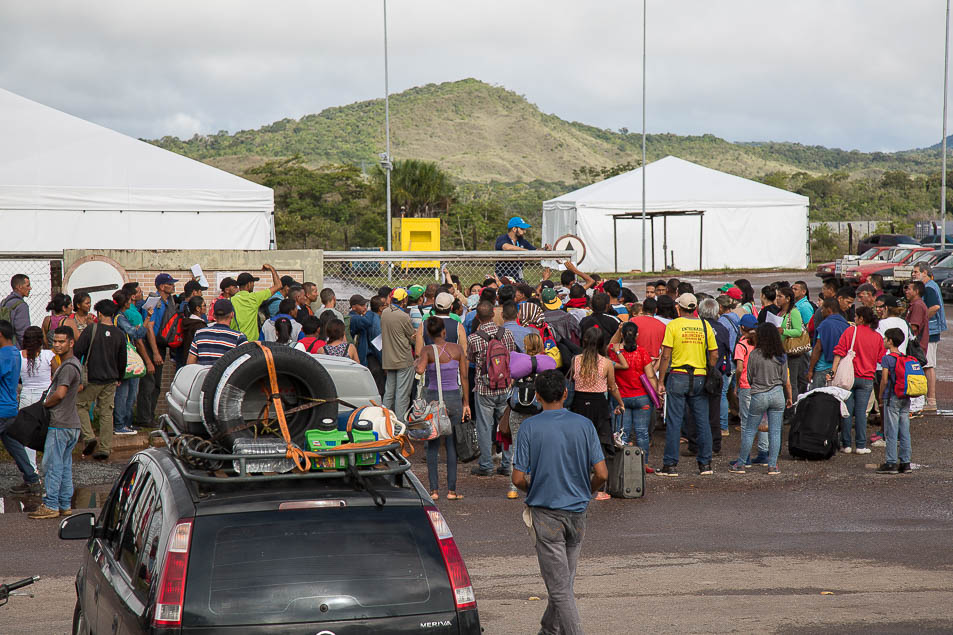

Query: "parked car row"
<box><xmin>817</xmin><ymin>241</ymin><xmax>953</xmax><ymax>298</ymax></box>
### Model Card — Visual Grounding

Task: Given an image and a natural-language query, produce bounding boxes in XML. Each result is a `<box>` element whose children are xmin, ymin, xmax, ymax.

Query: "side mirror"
<box><xmin>59</xmin><ymin>512</ymin><xmax>96</xmax><ymax>540</ymax></box>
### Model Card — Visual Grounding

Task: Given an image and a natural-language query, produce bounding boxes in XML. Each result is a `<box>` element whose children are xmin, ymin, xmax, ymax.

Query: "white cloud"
<box><xmin>0</xmin><ymin>0</ymin><xmax>949</xmax><ymax>152</ymax></box>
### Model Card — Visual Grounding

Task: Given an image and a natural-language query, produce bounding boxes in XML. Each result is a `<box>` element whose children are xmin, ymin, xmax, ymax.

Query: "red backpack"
<box><xmin>478</xmin><ymin>329</ymin><xmax>511</xmax><ymax>390</ymax></box>
<box><xmin>159</xmin><ymin>304</ymin><xmax>184</xmax><ymax>348</ymax></box>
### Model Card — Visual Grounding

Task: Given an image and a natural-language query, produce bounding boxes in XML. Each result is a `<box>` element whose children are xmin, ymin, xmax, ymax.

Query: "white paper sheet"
<box><xmin>764</xmin><ymin>310</ymin><xmax>783</xmax><ymax>327</ymax></box>
<box><xmin>371</xmin><ymin>334</ymin><xmax>383</xmax><ymax>351</ymax></box>
<box><xmin>190</xmin><ymin>264</ymin><xmax>210</xmax><ymax>289</ymax></box>
<box><xmin>142</xmin><ymin>295</ymin><xmax>161</xmax><ymax>311</ymax></box>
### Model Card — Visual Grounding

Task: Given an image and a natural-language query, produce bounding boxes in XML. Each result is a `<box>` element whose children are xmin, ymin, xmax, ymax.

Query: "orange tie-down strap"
<box><xmin>254</xmin><ymin>342</ymin><xmax>412</xmax><ymax>472</ymax></box>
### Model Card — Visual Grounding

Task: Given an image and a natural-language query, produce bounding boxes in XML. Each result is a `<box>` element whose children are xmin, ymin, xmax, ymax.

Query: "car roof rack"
<box><xmin>150</xmin><ymin>415</ymin><xmax>412</xmax><ymax>486</ymax></box>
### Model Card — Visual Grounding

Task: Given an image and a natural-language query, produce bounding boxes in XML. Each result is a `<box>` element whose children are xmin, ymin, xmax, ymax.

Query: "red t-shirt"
<box><xmin>609</xmin><ymin>346</ymin><xmax>653</xmax><ymax>398</ymax></box>
<box><xmin>833</xmin><ymin>325</ymin><xmax>886</xmax><ymax>380</ymax></box>
<box><xmin>906</xmin><ymin>298</ymin><xmax>929</xmax><ymax>350</ymax></box>
<box><xmin>631</xmin><ymin>316</ymin><xmax>666</xmax><ymax>358</ymax></box>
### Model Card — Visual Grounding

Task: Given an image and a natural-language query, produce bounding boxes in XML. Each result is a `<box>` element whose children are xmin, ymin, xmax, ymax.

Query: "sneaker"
<box><xmin>82</xmin><ymin>439</ymin><xmax>98</xmax><ymax>456</ymax></box>
<box><xmin>855</xmin><ymin>447</ymin><xmax>872</xmax><ymax>455</ymax></box>
<box><xmin>28</xmin><ymin>504</ymin><xmax>60</xmax><ymax>520</ymax></box>
<box><xmin>496</xmin><ymin>466</ymin><xmax>512</xmax><ymax>476</ymax></box>
<box><xmin>594</xmin><ymin>491</ymin><xmax>611</xmax><ymax>501</ymax></box>
<box><xmin>113</xmin><ymin>426</ymin><xmax>137</xmax><ymax>436</ymax></box>
<box><xmin>749</xmin><ymin>454</ymin><xmax>770</xmax><ymax>466</ymax></box>
<box><xmin>767</xmin><ymin>465</ymin><xmax>781</xmax><ymax>475</ymax></box>
<box><xmin>656</xmin><ymin>465</ymin><xmax>679</xmax><ymax>477</ymax></box>
<box><xmin>60</xmin><ymin>509</ymin><xmax>72</xmax><ymax>516</ymax></box>
<box><xmin>698</xmin><ymin>463</ymin><xmax>713</xmax><ymax>475</ymax></box>
<box><xmin>876</xmin><ymin>462</ymin><xmax>899</xmax><ymax>474</ymax></box>
<box><xmin>869</xmin><ymin>433</ymin><xmax>884</xmax><ymax>442</ymax></box>
<box><xmin>898</xmin><ymin>462</ymin><xmax>912</xmax><ymax>473</ymax></box>
<box><xmin>728</xmin><ymin>461</ymin><xmax>745</xmax><ymax>474</ymax></box>
<box><xmin>871</xmin><ymin>439</ymin><xmax>886</xmax><ymax>448</ymax></box>
<box><xmin>10</xmin><ymin>480</ymin><xmax>42</xmax><ymax>495</ymax></box>
<box><xmin>469</xmin><ymin>467</ymin><xmax>493</xmax><ymax>477</ymax></box>
<box><xmin>92</xmin><ymin>451</ymin><xmax>110</xmax><ymax>461</ymax></box>
<box><xmin>644</xmin><ymin>466</ymin><xmax>655</xmax><ymax>474</ymax></box>
<box><xmin>506</xmin><ymin>488</ymin><xmax>519</xmax><ymax>499</ymax></box>
<box><xmin>841</xmin><ymin>447</ymin><xmax>853</xmax><ymax>454</ymax></box>
<box><xmin>720</xmin><ymin>429</ymin><xmax>730</xmax><ymax>437</ymax></box>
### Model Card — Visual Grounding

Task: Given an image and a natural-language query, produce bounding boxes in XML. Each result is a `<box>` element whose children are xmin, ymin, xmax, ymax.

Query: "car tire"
<box><xmin>72</xmin><ymin>601</ymin><xmax>90</xmax><ymax>635</ymax></box>
<box><xmin>200</xmin><ymin>342</ymin><xmax>338</xmax><ymax>449</ymax></box>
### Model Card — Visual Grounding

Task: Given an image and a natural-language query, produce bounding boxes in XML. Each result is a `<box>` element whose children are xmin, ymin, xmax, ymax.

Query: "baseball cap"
<box><xmin>392</xmin><ymin>288</ymin><xmax>408</xmax><ymax>302</ymax></box>
<box><xmin>407</xmin><ymin>284</ymin><xmax>426</xmax><ymax>301</ymax></box>
<box><xmin>213</xmin><ymin>298</ymin><xmax>235</xmax><ymax>316</ymax></box>
<box><xmin>236</xmin><ymin>272</ymin><xmax>260</xmax><ymax>286</ymax></box>
<box><xmin>183</xmin><ymin>280</ymin><xmax>207</xmax><ymax>296</ymax></box>
<box><xmin>718</xmin><ymin>283</ymin><xmax>735</xmax><ymax>292</ymax></box>
<box><xmin>155</xmin><ymin>273</ymin><xmax>178</xmax><ymax>286</ymax></box>
<box><xmin>541</xmin><ymin>287</ymin><xmax>562</xmax><ymax>310</ymax></box>
<box><xmin>726</xmin><ymin>287</ymin><xmax>743</xmax><ymax>301</ymax></box>
<box><xmin>349</xmin><ymin>294</ymin><xmax>368</xmax><ymax>307</ymax></box>
<box><xmin>219</xmin><ymin>276</ymin><xmax>238</xmax><ymax>291</ymax></box>
<box><xmin>879</xmin><ymin>294</ymin><xmax>901</xmax><ymax>308</ymax></box>
<box><xmin>435</xmin><ymin>292</ymin><xmax>454</xmax><ymax>310</ymax></box>
<box><xmin>507</xmin><ymin>216</ymin><xmax>532</xmax><ymax>229</ymax></box>
<box><xmin>280</xmin><ymin>275</ymin><xmax>297</xmax><ymax>288</ymax></box>
<box><xmin>739</xmin><ymin>314</ymin><xmax>758</xmax><ymax>329</ymax></box>
<box><xmin>676</xmin><ymin>292</ymin><xmax>698</xmax><ymax>310</ymax></box>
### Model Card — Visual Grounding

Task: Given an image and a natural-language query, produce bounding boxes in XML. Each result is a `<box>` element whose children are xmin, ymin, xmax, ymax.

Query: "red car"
<box><xmin>815</xmin><ymin>246</ymin><xmax>894</xmax><ymax>280</ymax></box>
<box><xmin>844</xmin><ymin>246</ymin><xmax>933</xmax><ymax>285</ymax></box>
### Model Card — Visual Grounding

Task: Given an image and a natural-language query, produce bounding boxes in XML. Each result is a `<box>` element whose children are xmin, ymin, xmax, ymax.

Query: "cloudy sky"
<box><xmin>1</xmin><ymin>1</ymin><xmax>949</xmax><ymax>152</ymax></box>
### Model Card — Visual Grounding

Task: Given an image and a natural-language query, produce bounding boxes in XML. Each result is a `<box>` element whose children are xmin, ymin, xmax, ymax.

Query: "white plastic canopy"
<box><xmin>0</xmin><ymin>88</ymin><xmax>274</xmax><ymax>251</ymax></box>
<box><xmin>542</xmin><ymin>156</ymin><xmax>809</xmax><ymax>273</ymax></box>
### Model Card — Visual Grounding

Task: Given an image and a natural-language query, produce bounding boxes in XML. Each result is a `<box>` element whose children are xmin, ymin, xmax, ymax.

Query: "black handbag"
<box><xmin>6</xmin><ymin>399</ymin><xmax>50</xmax><ymax>451</ymax></box>
<box><xmin>702</xmin><ymin>320</ymin><xmax>722</xmax><ymax>396</ymax></box>
<box><xmin>906</xmin><ymin>331</ymin><xmax>928</xmax><ymax>366</ymax></box>
<box><xmin>453</xmin><ymin>416</ymin><xmax>481</xmax><ymax>464</ymax></box>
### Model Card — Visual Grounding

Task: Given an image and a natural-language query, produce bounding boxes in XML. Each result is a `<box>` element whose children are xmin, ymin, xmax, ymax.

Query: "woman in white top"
<box><xmin>19</xmin><ymin>326</ymin><xmax>56</xmax><ymax>471</ymax></box>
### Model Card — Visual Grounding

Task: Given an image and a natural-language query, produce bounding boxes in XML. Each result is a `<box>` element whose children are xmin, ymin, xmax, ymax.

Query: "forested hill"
<box><xmin>148</xmin><ymin>78</ymin><xmax>948</xmax><ymax>184</ymax></box>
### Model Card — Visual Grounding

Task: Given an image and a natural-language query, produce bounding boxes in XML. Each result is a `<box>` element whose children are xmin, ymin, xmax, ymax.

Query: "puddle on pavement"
<box><xmin>0</xmin><ymin>485</ymin><xmax>111</xmax><ymax>514</ymax></box>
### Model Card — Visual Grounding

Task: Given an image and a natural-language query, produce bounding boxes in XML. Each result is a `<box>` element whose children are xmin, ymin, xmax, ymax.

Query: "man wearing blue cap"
<box><xmin>495</xmin><ymin>216</ymin><xmax>550</xmax><ymax>281</ymax></box>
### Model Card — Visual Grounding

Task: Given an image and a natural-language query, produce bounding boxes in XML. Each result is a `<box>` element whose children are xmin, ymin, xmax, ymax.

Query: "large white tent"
<box><xmin>0</xmin><ymin>88</ymin><xmax>274</xmax><ymax>252</ymax></box>
<box><xmin>542</xmin><ymin>156</ymin><xmax>809</xmax><ymax>273</ymax></box>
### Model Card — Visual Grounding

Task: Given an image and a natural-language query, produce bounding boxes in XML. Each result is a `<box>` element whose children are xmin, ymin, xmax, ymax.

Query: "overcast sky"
<box><xmin>1</xmin><ymin>1</ymin><xmax>949</xmax><ymax>152</ymax></box>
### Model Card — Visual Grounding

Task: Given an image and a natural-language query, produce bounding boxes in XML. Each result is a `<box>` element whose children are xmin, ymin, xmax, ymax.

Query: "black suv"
<box><xmin>59</xmin><ymin>433</ymin><xmax>480</xmax><ymax>634</ymax></box>
<box><xmin>856</xmin><ymin>234</ymin><xmax>918</xmax><ymax>254</ymax></box>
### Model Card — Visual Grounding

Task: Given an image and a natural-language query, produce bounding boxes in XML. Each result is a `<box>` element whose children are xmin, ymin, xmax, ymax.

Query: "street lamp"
<box><xmin>383</xmin><ymin>0</ymin><xmax>393</xmax><ymax>252</ymax></box>
<box><xmin>942</xmin><ymin>0</ymin><xmax>950</xmax><ymax>250</ymax></box>
<box><xmin>640</xmin><ymin>0</ymin><xmax>647</xmax><ymax>273</ymax></box>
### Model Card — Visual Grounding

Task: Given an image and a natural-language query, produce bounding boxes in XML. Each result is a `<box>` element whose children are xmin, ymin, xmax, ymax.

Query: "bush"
<box><xmin>810</xmin><ymin>224</ymin><xmax>848</xmax><ymax>263</ymax></box>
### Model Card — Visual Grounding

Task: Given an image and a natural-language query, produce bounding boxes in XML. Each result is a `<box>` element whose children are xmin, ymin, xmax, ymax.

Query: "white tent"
<box><xmin>0</xmin><ymin>88</ymin><xmax>274</xmax><ymax>252</ymax></box>
<box><xmin>542</xmin><ymin>156</ymin><xmax>809</xmax><ymax>273</ymax></box>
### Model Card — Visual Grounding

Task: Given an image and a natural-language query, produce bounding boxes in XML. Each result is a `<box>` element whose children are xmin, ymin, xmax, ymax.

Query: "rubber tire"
<box><xmin>73</xmin><ymin>601</ymin><xmax>90</xmax><ymax>635</ymax></box>
<box><xmin>200</xmin><ymin>342</ymin><xmax>338</xmax><ymax>449</ymax></box>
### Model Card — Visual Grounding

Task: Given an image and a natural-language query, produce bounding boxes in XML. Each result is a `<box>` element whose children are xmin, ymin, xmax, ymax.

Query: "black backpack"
<box><xmin>788</xmin><ymin>392</ymin><xmax>841</xmax><ymax>460</ymax></box>
<box><xmin>511</xmin><ymin>356</ymin><xmax>542</xmax><ymax>416</ymax></box>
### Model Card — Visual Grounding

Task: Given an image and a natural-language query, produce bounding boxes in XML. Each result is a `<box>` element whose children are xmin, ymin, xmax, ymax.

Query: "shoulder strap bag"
<box><xmin>80</xmin><ymin>323</ymin><xmax>99</xmax><ymax>387</ymax></box>
<box><xmin>431</xmin><ymin>344</ymin><xmax>453</xmax><ymax>437</ymax></box>
<box><xmin>831</xmin><ymin>326</ymin><xmax>857</xmax><ymax>391</ymax></box>
<box><xmin>782</xmin><ymin>312</ymin><xmax>812</xmax><ymax>356</ymax></box>
<box><xmin>702</xmin><ymin>320</ymin><xmax>722</xmax><ymax>396</ymax></box>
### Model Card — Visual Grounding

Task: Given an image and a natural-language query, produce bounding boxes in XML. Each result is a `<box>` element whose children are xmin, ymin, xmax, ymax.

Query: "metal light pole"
<box><xmin>640</xmin><ymin>0</ymin><xmax>647</xmax><ymax>272</ymax></box>
<box><xmin>942</xmin><ymin>0</ymin><xmax>950</xmax><ymax>250</ymax></box>
<box><xmin>383</xmin><ymin>0</ymin><xmax>393</xmax><ymax>252</ymax></box>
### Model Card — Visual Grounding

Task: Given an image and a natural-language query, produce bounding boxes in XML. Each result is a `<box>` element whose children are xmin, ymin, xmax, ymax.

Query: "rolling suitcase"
<box><xmin>788</xmin><ymin>392</ymin><xmax>841</xmax><ymax>460</ymax></box>
<box><xmin>607</xmin><ymin>445</ymin><xmax>646</xmax><ymax>498</ymax></box>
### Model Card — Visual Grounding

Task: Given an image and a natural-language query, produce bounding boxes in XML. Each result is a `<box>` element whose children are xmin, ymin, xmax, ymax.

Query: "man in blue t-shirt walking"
<box><xmin>513</xmin><ymin>370</ymin><xmax>607</xmax><ymax>635</ymax></box>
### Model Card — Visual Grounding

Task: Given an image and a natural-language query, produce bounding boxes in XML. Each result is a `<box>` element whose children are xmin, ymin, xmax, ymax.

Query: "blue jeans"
<box><xmin>738</xmin><ymin>387</ymin><xmax>768</xmax><ymax>456</ymax></box>
<box><xmin>425</xmin><ymin>389</ymin><xmax>460</xmax><ymax>491</ymax></box>
<box><xmin>736</xmin><ymin>386</ymin><xmax>785</xmax><ymax>467</ymax></box>
<box><xmin>475</xmin><ymin>392</ymin><xmax>511</xmax><ymax>472</ymax></box>
<box><xmin>621</xmin><ymin>395</ymin><xmax>651</xmax><ymax>452</ymax></box>
<box><xmin>884</xmin><ymin>397</ymin><xmax>911</xmax><ymax>465</ymax></box>
<box><xmin>42</xmin><ymin>427</ymin><xmax>80</xmax><ymax>510</ymax></box>
<box><xmin>0</xmin><ymin>416</ymin><xmax>40</xmax><ymax>484</ymax></box>
<box><xmin>719</xmin><ymin>373</ymin><xmax>733</xmax><ymax>432</ymax></box>
<box><xmin>663</xmin><ymin>372</ymin><xmax>711</xmax><ymax>466</ymax></box>
<box><xmin>842</xmin><ymin>377</ymin><xmax>873</xmax><ymax>450</ymax></box>
<box><xmin>114</xmin><ymin>377</ymin><xmax>140</xmax><ymax>429</ymax></box>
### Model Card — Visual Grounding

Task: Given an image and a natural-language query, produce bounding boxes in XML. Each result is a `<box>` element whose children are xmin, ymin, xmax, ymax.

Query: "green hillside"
<box><xmin>150</xmin><ymin>78</ymin><xmax>952</xmax><ymax>183</ymax></box>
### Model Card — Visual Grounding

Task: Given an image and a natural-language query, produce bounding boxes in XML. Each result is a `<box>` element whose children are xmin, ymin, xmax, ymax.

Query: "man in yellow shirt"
<box><xmin>656</xmin><ymin>293</ymin><xmax>718</xmax><ymax>477</ymax></box>
<box><xmin>230</xmin><ymin>264</ymin><xmax>282</xmax><ymax>342</ymax></box>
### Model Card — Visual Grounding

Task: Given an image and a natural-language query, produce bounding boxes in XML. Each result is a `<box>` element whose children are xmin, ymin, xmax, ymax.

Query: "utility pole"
<box><xmin>641</xmin><ymin>0</ymin><xmax>647</xmax><ymax>272</ymax></box>
<box><xmin>942</xmin><ymin>0</ymin><xmax>950</xmax><ymax>249</ymax></box>
<box><xmin>382</xmin><ymin>0</ymin><xmax>393</xmax><ymax>251</ymax></box>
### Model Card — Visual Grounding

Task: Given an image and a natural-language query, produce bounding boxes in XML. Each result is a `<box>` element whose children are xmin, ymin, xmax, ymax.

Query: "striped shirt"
<box><xmin>188</xmin><ymin>323</ymin><xmax>249</xmax><ymax>366</ymax></box>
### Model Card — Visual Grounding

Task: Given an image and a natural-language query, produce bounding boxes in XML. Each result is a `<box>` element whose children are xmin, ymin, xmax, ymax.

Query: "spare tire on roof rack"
<box><xmin>200</xmin><ymin>342</ymin><xmax>338</xmax><ymax>450</ymax></box>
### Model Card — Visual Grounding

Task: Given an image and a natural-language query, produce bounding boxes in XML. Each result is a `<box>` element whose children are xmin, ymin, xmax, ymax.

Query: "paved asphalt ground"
<box><xmin>2</xmin><ymin>271</ymin><xmax>952</xmax><ymax>634</ymax></box>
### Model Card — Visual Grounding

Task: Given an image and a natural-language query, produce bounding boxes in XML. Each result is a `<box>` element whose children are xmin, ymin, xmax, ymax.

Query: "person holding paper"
<box><xmin>230</xmin><ymin>264</ymin><xmax>282</xmax><ymax>342</ymax></box>
<box><xmin>758</xmin><ymin>285</ymin><xmax>781</xmax><ymax>326</ymax></box>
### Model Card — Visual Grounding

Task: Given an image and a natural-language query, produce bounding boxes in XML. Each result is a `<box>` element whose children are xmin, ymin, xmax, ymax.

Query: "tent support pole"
<box><xmin>699</xmin><ymin>213</ymin><xmax>704</xmax><ymax>271</ymax></box>
<box><xmin>651</xmin><ymin>215</ymin><xmax>655</xmax><ymax>272</ymax></box>
<box><xmin>613</xmin><ymin>215</ymin><xmax>619</xmax><ymax>273</ymax></box>
<box><xmin>663</xmin><ymin>215</ymin><xmax>668</xmax><ymax>270</ymax></box>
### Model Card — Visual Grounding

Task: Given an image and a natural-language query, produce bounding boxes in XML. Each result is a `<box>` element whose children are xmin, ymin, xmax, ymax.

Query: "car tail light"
<box><xmin>427</xmin><ymin>508</ymin><xmax>476</xmax><ymax>610</ymax></box>
<box><xmin>153</xmin><ymin>518</ymin><xmax>193</xmax><ymax>627</ymax></box>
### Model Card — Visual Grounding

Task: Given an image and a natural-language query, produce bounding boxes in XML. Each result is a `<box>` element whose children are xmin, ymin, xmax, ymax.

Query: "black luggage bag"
<box><xmin>788</xmin><ymin>392</ymin><xmax>841</xmax><ymax>460</ymax></box>
<box><xmin>607</xmin><ymin>445</ymin><xmax>645</xmax><ymax>498</ymax></box>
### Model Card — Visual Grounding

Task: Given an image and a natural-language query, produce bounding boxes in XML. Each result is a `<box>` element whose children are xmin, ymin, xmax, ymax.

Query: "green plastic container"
<box><xmin>305</xmin><ymin>428</ymin><xmax>379</xmax><ymax>470</ymax></box>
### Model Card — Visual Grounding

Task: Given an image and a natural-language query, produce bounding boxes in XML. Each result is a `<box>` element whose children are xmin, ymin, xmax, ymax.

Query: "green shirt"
<box><xmin>230</xmin><ymin>289</ymin><xmax>273</xmax><ymax>342</ymax></box>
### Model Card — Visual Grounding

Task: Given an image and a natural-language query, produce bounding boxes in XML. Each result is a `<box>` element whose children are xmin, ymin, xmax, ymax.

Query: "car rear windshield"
<box><xmin>184</xmin><ymin>506</ymin><xmax>453</xmax><ymax>626</ymax></box>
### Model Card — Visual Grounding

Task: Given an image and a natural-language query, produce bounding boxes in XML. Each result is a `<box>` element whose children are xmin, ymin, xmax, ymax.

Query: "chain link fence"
<box><xmin>0</xmin><ymin>254</ymin><xmax>63</xmax><ymax>327</ymax></box>
<box><xmin>322</xmin><ymin>251</ymin><xmax>575</xmax><ymax>298</ymax></box>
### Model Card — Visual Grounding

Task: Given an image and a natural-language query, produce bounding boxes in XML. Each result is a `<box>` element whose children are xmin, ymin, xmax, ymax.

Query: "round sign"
<box><xmin>552</xmin><ymin>234</ymin><xmax>587</xmax><ymax>265</ymax></box>
<box><xmin>64</xmin><ymin>259</ymin><xmax>125</xmax><ymax>307</ymax></box>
